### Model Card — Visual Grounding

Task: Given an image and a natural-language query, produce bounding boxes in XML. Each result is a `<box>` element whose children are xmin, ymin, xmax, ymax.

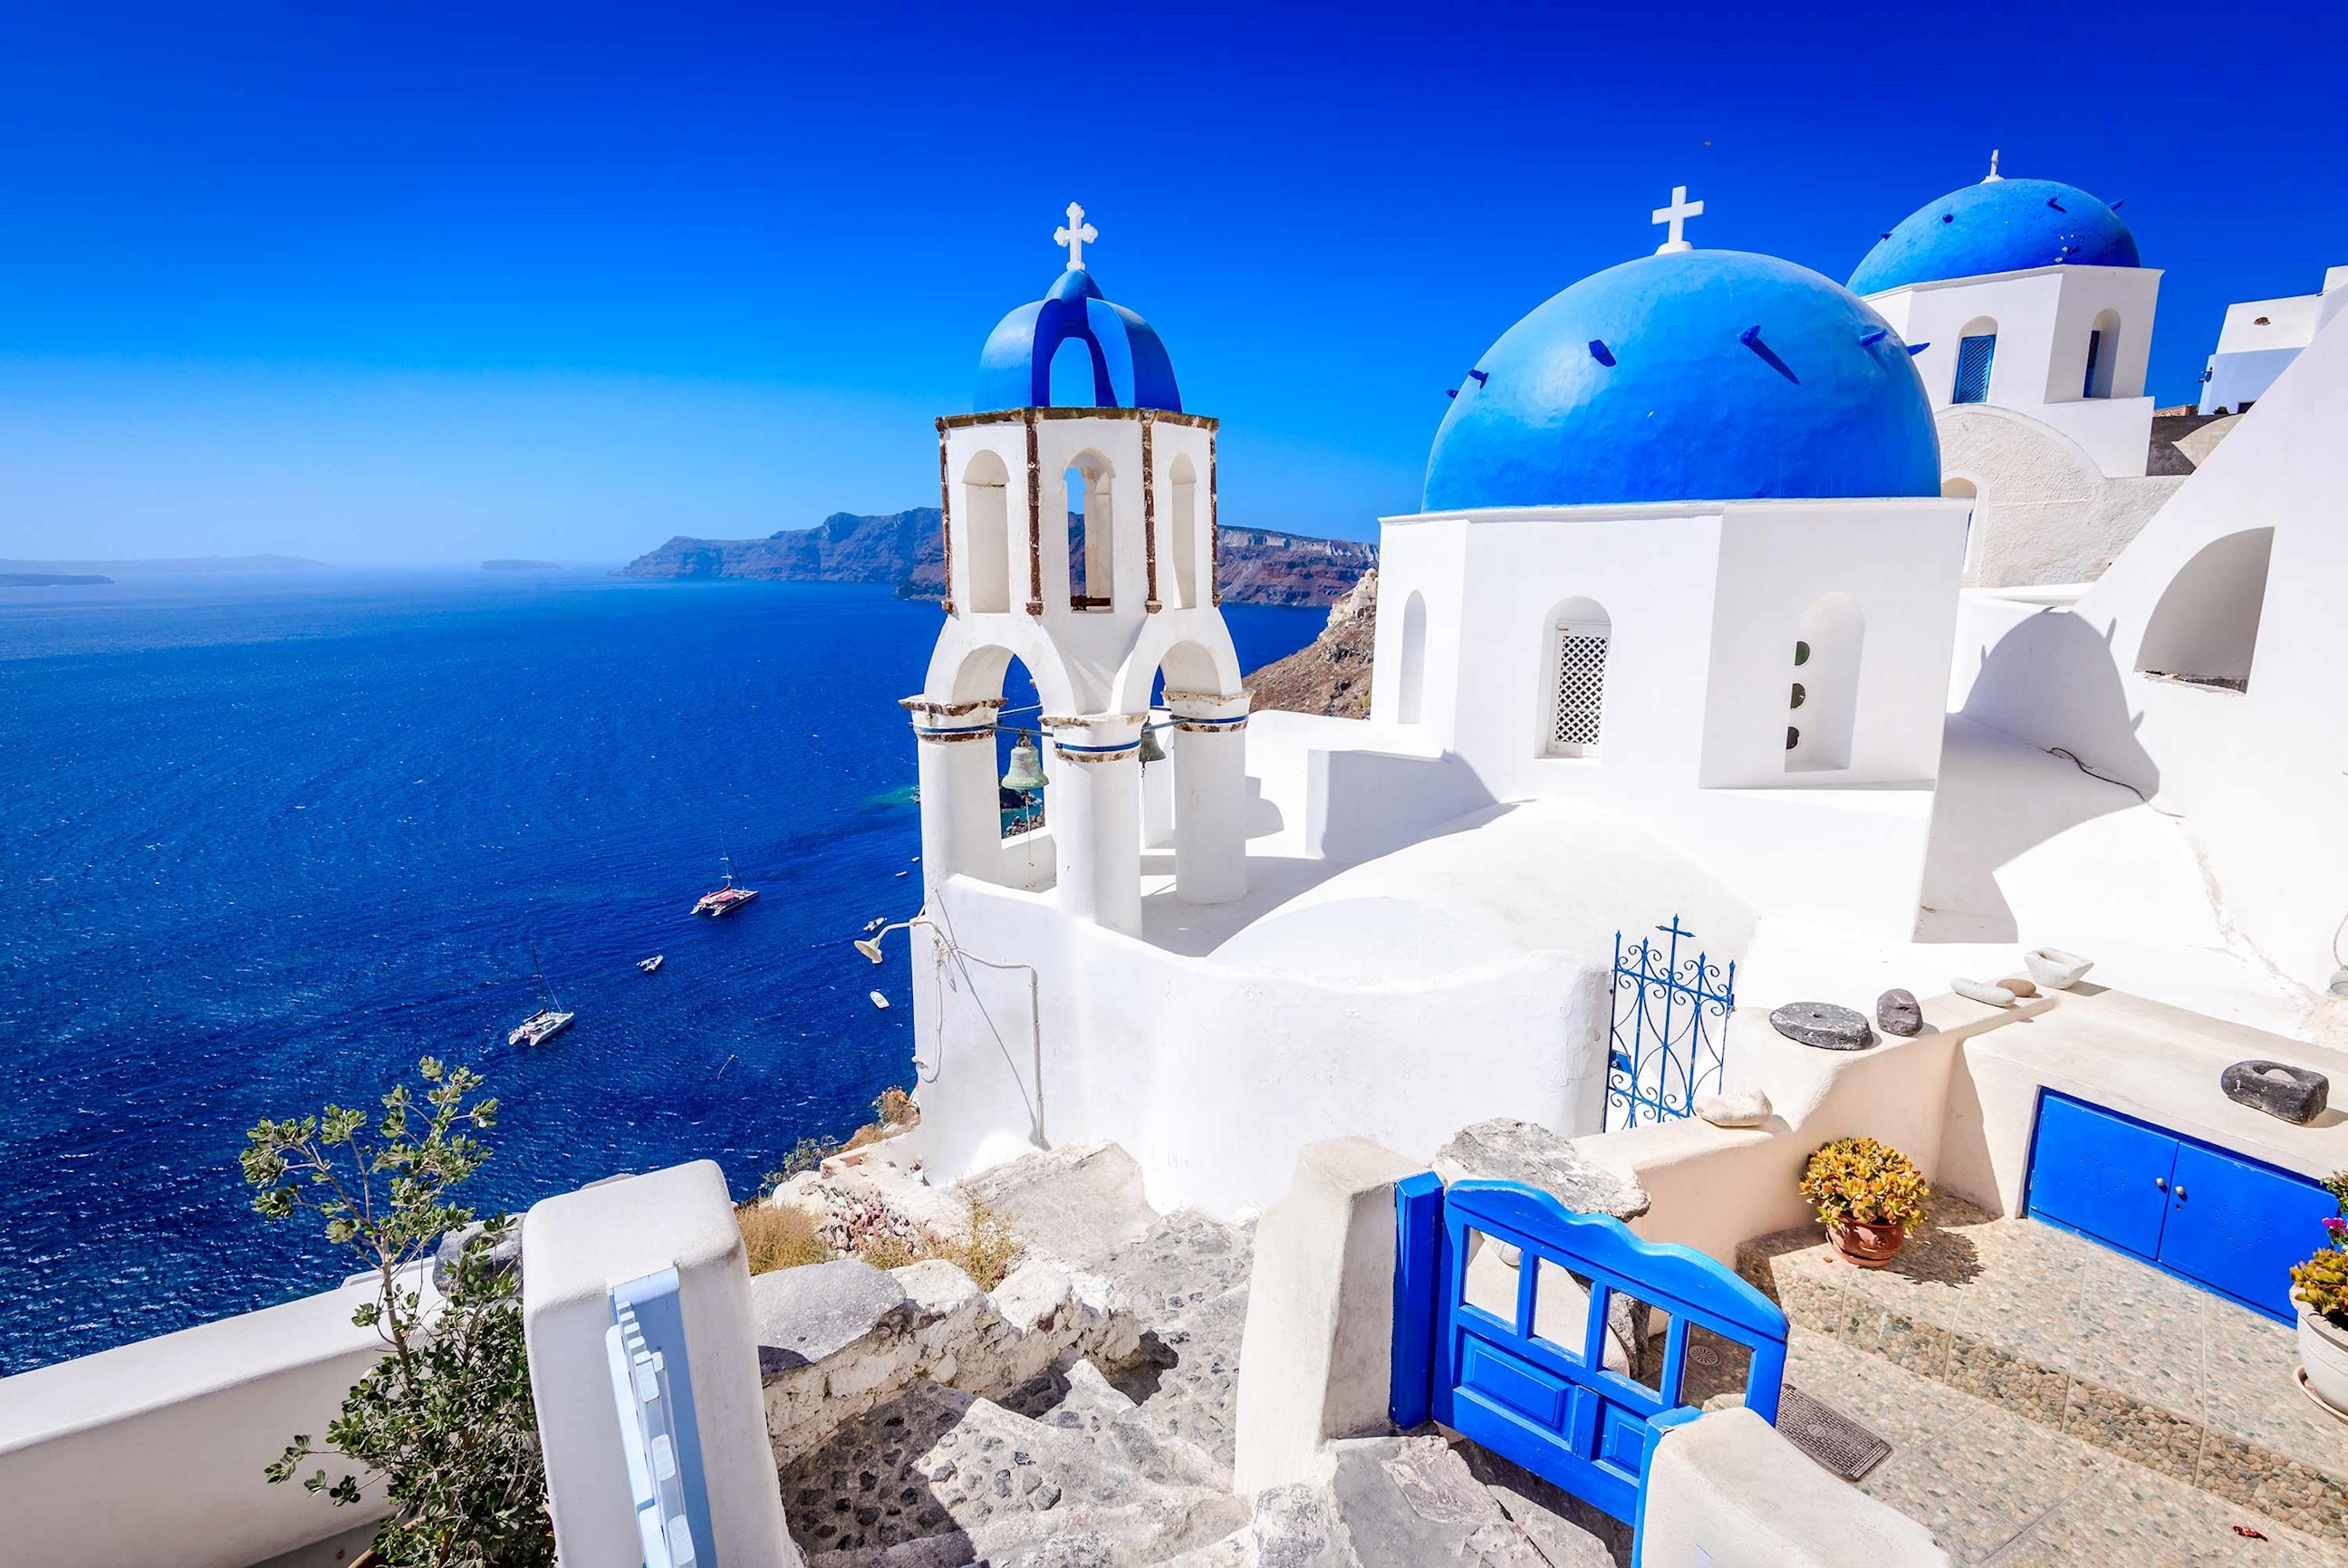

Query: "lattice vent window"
<box><xmin>1548</xmin><ymin>629</ymin><xmax>1609</xmax><ymax>755</ymax></box>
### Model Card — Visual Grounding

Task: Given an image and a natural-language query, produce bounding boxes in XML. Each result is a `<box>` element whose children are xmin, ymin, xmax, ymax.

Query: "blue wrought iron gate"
<box><xmin>1391</xmin><ymin>1176</ymin><xmax>1787</xmax><ymax>1527</ymax></box>
<box><xmin>1606</xmin><ymin>918</ymin><xmax>1736</xmax><ymax>1130</ymax></box>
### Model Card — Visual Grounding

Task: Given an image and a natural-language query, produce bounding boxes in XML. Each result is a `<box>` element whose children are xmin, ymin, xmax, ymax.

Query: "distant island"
<box><xmin>0</xmin><ymin>572</ymin><xmax>112</xmax><ymax>587</ymax></box>
<box><xmin>482</xmin><ymin>559</ymin><xmax>562</xmax><ymax>572</ymax></box>
<box><xmin>617</xmin><ymin>507</ymin><xmax>1376</xmax><ymax>608</ymax></box>
<box><xmin>0</xmin><ymin>554</ymin><xmax>331</xmax><ymax>576</ymax></box>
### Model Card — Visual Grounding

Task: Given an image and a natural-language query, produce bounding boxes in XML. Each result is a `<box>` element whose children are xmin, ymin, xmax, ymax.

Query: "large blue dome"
<box><xmin>1850</xmin><ymin>177</ymin><xmax>2139</xmax><ymax>294</ymax></box>
<box><xmin>1422</xmin><ymin>250</ymin><xmax>1940</xmax><ymax>513</ymax></box>
<box><xmin>975</xmin><ymin>267</ymin><xmax>1182</xmax><ymax>413</ymax></box>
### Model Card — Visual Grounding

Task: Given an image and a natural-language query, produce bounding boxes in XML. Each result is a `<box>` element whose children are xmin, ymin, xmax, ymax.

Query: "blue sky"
<box><xmin>0</xmin><ymin>2</ymin><xmax>2341</xmax><ymax>563</ymax></box>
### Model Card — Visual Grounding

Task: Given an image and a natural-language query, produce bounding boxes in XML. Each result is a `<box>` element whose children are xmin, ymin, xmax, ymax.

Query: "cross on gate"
<box><xmin>1054</xmin><ymin>202</ymin><xmax>1098</xmax><ymax>270</ymax></box>
<box><xmin>1651</xmin><ymin>186</ymin><xmax>1702</xmax><ymax>254</ymax></box>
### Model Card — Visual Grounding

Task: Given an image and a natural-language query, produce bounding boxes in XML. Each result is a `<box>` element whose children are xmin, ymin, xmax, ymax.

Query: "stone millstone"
<box><xmin>1435</xmin><ymin>1119</ymin><xmax>1649</xmax><ymax>1221</ymax></box>
<box><xmin>1770</xmin><ymin>1002</ymin><xmax>1875</xmax><ymax>1052</ymax></box>
<box><xmin>2222</xmin><ymin>1060</ymin><xmax>2330</xmax><ymax>1125</ymax></box>
<box><xmin>1877</xmin><ymin>989</ymin><xmax>1923</xmax><ymax>1037</ymax></box>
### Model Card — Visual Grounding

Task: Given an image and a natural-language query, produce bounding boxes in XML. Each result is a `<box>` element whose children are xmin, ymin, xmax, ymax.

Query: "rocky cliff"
<box><xmin>618</xmin><ymin>509</ymin><xmax>1375</xmax><ymax>608</ymax></box>
<box><xmin>1242</xmin><ymin>569</ymin><xmax>1378</xmax><ymax>718</ymax></box>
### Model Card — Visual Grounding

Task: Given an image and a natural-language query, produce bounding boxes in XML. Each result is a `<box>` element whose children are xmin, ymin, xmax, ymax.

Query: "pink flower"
<box><xmin>2324</xmin><ymin>1217</ymin><xmax>2346</xmax><ymax>1236</ymax></box>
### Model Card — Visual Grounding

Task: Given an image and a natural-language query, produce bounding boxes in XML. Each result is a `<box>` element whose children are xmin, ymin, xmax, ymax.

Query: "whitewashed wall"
<box><xmin>1958</xmin><ymin>309</ymin><xmax>2348</xmax><ymax>994</ymax></box>
<box><xmin>0</xmin><ymin>1276</ymin><xmax>393</xmax><ymax>1568</ymax></box>
<box><xmin>1367</xmin><ymin>498</ymin><xmax>1967</xmax><ymax>936</ymax></box>
<box><xmin>1869</xmin><ymin>265</ymin><xmax>2161</xmax><ymax>478</ymax></box>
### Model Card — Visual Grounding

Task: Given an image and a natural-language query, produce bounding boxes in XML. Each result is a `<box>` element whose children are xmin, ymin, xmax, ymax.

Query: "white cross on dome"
<box><xmin>1651</xmin><ymin>186</ymin><xmax>1703</xmax><ymax>254</ymax></box>
<box><xmin>1054</xmin><ymin>203</ymin><xmax>1098</xmax><ymax>270</ymax></box>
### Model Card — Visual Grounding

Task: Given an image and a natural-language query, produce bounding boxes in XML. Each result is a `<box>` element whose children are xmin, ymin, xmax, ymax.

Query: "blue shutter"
<box><xmin>2082</xmin><ymin>331</ymin><xmax>2103</xmax><ymax>399</ymax></box>
<box><xmin>1953</xmin><ymin>334</ymin><xmax>1997</xmax><ymax>404</ymax></box>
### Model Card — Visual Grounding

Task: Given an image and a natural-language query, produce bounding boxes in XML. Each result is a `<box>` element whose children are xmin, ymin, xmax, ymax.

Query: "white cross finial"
<box><xmin>1651</xmin><ymin>185</ymin><xmax>1703</xmax><ymax>255</ymax></box>
<box><xmin>1984</xmin><ymin>149</ymin><xmax>2002</xmax><ymax>183</ymax></box>
<box><xmin>1054</xmin><ymin>202</ymin><xmax>1098</xmax><ymax>271</ymax></box>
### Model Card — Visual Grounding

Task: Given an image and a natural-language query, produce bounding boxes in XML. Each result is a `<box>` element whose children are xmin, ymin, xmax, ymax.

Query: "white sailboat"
<box><xmin>509</xmin><ymin>942</ymin><xmax>575</xmax><ymax>1047</ymax></box>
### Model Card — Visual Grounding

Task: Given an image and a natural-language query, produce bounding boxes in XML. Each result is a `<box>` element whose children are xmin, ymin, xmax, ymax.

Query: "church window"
<box><xmin>1789</xmin><ymin>681</ymin><xmax>1806</xmax><ymax>708</ymax></box>
<box><xmin>1953</xmin><ymin>332</ymin><xmax>1997</xmax><ymax>404</ymax></box>
<box><xmin>2081</xmin><ymin>331</ymin><xmax>2103</xmax><ymax>399</ymax></box>
<box><xmin>1541</xmin><ymin>600</ymin><xmax>1611</xmax><ymax>757</ymax></box>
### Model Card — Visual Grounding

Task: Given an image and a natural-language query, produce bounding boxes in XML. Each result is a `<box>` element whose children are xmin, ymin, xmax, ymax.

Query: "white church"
<box><xmin>890</xmin><ymin>178</ymin><xmax>2348</xmax><ymax>1218</ymax></box>
<box><xmin>20</xmin><ymin>167</ymin><xmax>2348</xmax><ymax>1568</ymax></box>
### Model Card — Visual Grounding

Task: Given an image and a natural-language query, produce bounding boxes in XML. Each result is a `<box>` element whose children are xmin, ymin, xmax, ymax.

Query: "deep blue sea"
<box><xmin>0</xmin><ymin>572</ymin><xmax>1323</xmax><ymax>1373</ymax></box>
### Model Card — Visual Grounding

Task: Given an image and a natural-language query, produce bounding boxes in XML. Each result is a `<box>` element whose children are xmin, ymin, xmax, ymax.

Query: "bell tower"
<box><xmin>905</xmin><ymin>207</ymin><xmax>1251</xmax><ymax>936</ymax></box>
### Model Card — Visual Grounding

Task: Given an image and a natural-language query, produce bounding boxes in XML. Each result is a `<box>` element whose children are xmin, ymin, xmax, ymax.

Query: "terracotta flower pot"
<box><xmin>2300</xmin><ymin>1311</ymin><xmax>2348</xmax><ymax>1415</ymax></box>
<box><xmin>1829</xmin><ymin>1219</ymin><xmax>1907</xmax><ymax>1268</ymax></box>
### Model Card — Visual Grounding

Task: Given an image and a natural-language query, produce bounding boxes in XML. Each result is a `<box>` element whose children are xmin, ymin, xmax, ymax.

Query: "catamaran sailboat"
<box><xmin>509</xmin><ymin>944</ymin><xmax>575</xmax><ymax>1047</ymax></box>
<box><xmin>691</xmin><ymin>855</ymin><xmax>759</xmax><ymax>918</ymax></box>
<box><xmin>637</xmin><ymin>954</ymin><xmax>664</xmax><ymax>974</ymax></box>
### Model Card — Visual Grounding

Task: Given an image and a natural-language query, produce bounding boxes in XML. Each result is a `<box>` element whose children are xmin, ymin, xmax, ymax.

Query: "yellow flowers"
<box><xmin>1800</xmin><ymin>1136</ymin><xmax>1929</xmax><ymax>1230</ymax></box>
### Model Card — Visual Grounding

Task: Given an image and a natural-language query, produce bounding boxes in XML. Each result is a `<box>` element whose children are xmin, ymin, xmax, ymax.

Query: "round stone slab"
<box><xmin>1771</xmin><ymin>1001</ymin><xmax>1876</xmax><ymax>1052</ymax></box>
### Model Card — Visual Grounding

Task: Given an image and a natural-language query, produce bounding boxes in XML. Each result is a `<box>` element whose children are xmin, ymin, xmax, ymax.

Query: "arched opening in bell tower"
<box><xmin>1065</xmin><ymin>452</ymin><xmax>1115</xmax><ymax>611</ymax></box>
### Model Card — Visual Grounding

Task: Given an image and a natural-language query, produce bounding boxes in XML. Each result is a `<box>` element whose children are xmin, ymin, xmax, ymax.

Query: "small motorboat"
<box><xmin>692</xmin><ymin>854</ymin><xmax>760</xmax><ymax>918</ymax></box>
<box><xmin>638</xmin><ymin>955</ymin><xmax>664</xmax><ymax>975</ymax></box>
<box><xmin>508</xmin><ymin>1007</ymin><xmax>575</xmax><ymax>1048</ymax></box>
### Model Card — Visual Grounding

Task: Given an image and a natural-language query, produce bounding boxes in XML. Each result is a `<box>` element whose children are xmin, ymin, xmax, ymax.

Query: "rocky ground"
<box><xmin>1242</xmin><ymin>571</ymin><xmax>1377</xmax><ymax>719</ymax></box>
<box><xmin>772</xmin><ymin>1140</ymin><xmax>1628</xmax><ymax>1568</ymax></box>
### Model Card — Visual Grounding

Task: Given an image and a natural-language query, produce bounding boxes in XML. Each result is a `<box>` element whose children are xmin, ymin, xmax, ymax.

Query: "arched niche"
<box><xmin>2084</xmin><ymin>309</ymin><xmax>2122</xmax><ymax>399</ymax></box>
<box><xmin>1167</xmin><ymin>454</ymin><xmax>1199</xmax><ymax>610</ymax></box>
<box><xmin>2134</xmin><ymin>527</ymin><xmax>2274</xmax><ymax>690</ymax></box>
<box><xmin>1064</xmin><ymin>450</ymin><xmax>1115</xmax><ymax>610</ymax></box>
<box><xmin>1785</xmin><ymin>592</ymin><xmax>1864</xmax><ymax>773</ymax></box>
<box><xmin>1539</xmin><ymin>596</ymin><xmax>1611</xmax><ymax>758</ymax></box>
<box><xmin>961</xmin><ymin>449</ymin><xmax>1012</xmax><ymax>614</ymax></box>
<box><xmin>1397</xmin><ymin>591</ymin><xmax>1429</xmax><ymax>725</ymax></box>
<box><xmin>1953</xmin><ymin>316</ymin><xmax>1998</xmax><ymax>405</ymax></box>
<box><xmin>1941</xmin><ymin>475</ymin><xmax>1982</xmax><ymax>574</ymax></box>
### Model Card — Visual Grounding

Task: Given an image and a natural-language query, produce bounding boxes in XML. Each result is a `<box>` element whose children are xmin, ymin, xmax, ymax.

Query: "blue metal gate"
<box><xmin>1391</xmin><ymin>1176</ymin><xmax>1787</xmax><ymax>1526</ymax></box>
<box><xmin>1606</xmin><ymin>918</ymin><xmax>1735</xmax><ymax>1131</ymax></box>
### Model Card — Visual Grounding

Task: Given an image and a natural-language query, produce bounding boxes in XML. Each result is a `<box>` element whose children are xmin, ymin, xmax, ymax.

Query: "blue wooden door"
<box><xmin>2026</xmin><ymin>1092</ymin><xmax>2178</xmax><ymax>1256</ymax></box>
<box><xmin>2161</xmin><ymin>1142</ymin><xmax>2336</xmax><ymax>1320</ymax></box>
<box><xmin>1427</xmin><ymin>1181</ymin><xmax>1786</xmax><ymax>1525</ymax></box>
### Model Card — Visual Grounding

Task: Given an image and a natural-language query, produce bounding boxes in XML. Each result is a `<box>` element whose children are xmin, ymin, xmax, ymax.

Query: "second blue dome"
<box><xmin>1423</xmin><ymin>250</ymin><xmax>1941</xmax><ymax>513</ymax></box>
<box><xmin>1850</xmin><ymin>177</ymin><xmax>2140</xmax><ymax>295</ymax></box>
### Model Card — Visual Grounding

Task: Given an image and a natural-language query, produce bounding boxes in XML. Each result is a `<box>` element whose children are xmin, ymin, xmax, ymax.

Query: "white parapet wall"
<box><xmin>1231</xmin><ymin>1137</ymin><xmax>1426</xmax><ymax>1496</ymax></box>
<box><xmin>1638</xmin><ymin>1407</ymin><xmax>1949</xmax><ymax>1568</ymax></box>
<box><xmin>0</xmin><ymin>1275</ymin><xmax>393</xmax><ymax>1568</ymax></box>
<box><xmin>523</xmin><ymin>1159</ymin><xmax>801</xmax><ymax>1568</ymax></box>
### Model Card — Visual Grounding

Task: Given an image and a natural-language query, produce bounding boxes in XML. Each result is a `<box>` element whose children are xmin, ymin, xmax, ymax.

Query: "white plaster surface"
<box><xmin>1637</xmin><ymin>1407</ymin><xmax>1949</xmax><ymax>1568</ymax></box>
<box><xmin>1866</xmin><ymin>263</ymin><xmax>2160</xmax><ymax>478</ymax></box>
<box><xmin>1231</xmin><ymin>1138</ymin><xmax>1424</xmax><ymax>1496</ymax></box>
<box><xmin>1936</xmin><ymin>402</ymin><xmax>2181</xmax><ymax>587</ymax></box>
<box><xmin>0</xmin><ymin>1272</ymin><xmax>396</xmax><ymax>1568</ymax></box>
<box><xmin>1959</xmin><ymin>305</ymin><xmax>2348</xmax><ymax>1003</ymax></box>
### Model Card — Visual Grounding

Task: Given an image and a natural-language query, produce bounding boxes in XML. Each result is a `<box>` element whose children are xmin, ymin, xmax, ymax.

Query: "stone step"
<box><xmin>1737</xmin><ymin>1197</ymin><xmax>2348</xmax><ymax>1546</ymax></box>
<box><xmin>784</xmin><ymin>1373</ymin><xmax>1249</xmax><ymax>1567</ymax></box>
